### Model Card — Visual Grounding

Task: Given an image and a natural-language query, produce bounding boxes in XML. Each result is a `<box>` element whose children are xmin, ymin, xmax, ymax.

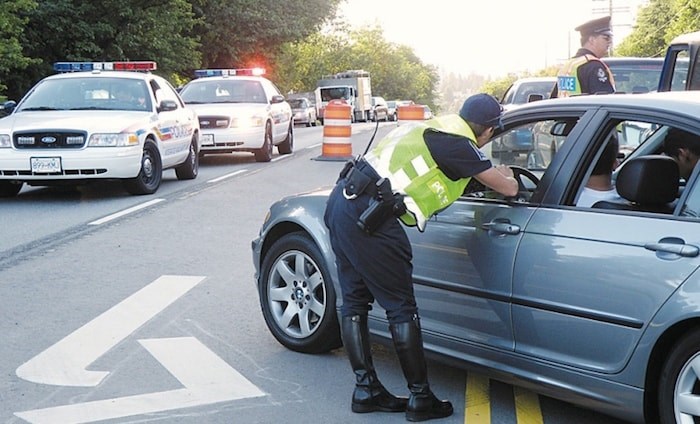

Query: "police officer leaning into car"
<box><xmin>554</xmin><ymin>16</ymin><xmax>615</xmax><ymax>97</ymax></box>
<box><xmin>324</xmin><ymin>94</ymin><xmax>518</xmax><ymax>422</ymax></box>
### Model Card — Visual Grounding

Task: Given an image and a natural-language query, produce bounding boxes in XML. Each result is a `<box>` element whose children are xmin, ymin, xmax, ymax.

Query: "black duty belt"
<box><xmin>341</xmin><ymin>159</ymin><xmax>381</xmax><ymax>199</ymax></box>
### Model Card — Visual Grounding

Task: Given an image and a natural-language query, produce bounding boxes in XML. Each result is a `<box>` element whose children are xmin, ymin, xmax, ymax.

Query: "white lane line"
<box><xmin>207</xmin><ymin>169</ymin><xmax>247</xmax><ymax>183</ymax></box>
<box><xmin>271</xmin><ymin>154</ymin><xmax>293</xmax><ymax>162</ymax></box>
<box><xmin>15</xmin><ymin>337</ymin><xmax>265</xmax><ymax>424</ymax></box>
<box><xmin>15</xmin><ymin>275</ymin><xmax>206</xmax><ymax>387</ymax></box>
<box><xmin>87</xmin><ymin>199</ymin><xmax>165</xmax><ymax>226</ymax></box>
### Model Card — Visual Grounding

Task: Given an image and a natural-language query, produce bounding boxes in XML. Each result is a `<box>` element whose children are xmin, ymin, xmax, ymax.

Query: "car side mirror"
<box><xmin>271</xmin><ymin>95</ymin><xmax>285</xmax><ymax>104</ymax></box>
<box><xmin>1</xmin><ymin>100</ymin><xmax>17</xmax><ymax>116</ymax></box>
<box><xmin>158</xmin><ymin>99</ymin><xmax>178</xmax><ymax>112</ymax></box>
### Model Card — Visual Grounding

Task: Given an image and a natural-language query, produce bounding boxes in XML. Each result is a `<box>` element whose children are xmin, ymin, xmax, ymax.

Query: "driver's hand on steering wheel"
<box><xmin>494</xmin><ymin>164</ymin><xmax>514</xmax><ymax>178</ymax></box>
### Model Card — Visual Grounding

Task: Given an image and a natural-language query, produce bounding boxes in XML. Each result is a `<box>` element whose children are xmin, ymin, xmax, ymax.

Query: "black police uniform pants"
<box><xmin>324</xmin><ymin>181</ymin><xmax>417</xmax><ymax>324</ymax></box>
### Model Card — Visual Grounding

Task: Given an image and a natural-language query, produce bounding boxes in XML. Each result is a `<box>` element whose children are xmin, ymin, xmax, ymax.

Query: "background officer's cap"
<box><xmin>575</xmin><ymin>16</ymin><xmax>613</xmax><ymax>38</ymax></box>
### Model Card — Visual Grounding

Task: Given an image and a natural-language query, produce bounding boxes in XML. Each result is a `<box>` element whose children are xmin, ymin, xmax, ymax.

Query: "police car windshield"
<box><xmin>179</xmin><ymin>80</ymin><xmax>267</xmax><ymax>104</ymax></box>
<box><xmin>17</xmin><ymin>77</ymin><xmax>151</xmax><ymax>112</ymax></box>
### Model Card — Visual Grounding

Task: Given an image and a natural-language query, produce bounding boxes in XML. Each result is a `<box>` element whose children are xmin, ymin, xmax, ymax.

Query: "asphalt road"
<box><xmin>0</xmin><ymin>122</ymin><xmax>628</xmax><ymax>424</ymax></box>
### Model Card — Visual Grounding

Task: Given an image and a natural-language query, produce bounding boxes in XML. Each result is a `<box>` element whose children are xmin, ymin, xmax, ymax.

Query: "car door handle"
<box><xmin>481</xmin><ymin>221</ymin><xmax>521</xmax><ymax>235</ymax></box>
<box><xmin>644</xmin><ymin>242</ymin><xmax>700</xmax><ymax>257</ymax></box>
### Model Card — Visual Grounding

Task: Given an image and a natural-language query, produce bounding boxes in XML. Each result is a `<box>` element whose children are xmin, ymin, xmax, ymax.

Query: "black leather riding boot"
<box><xmin>390</xmin><ymin>317</ymin><xmax>453</xmax><ymax>422</ymax></box>
<box><xmin>341</xmin><ymin>314</ymin><xmax>408</xmax><ymax>413</ymax></box>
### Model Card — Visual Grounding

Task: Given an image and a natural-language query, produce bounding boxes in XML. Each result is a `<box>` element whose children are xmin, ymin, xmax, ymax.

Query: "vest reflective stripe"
<box><xmin>364</xmin><ymin>115</ymin><xmax>476</xmax><ymax>231</ymax></box>
<box><xmin>556</xmin><ymin>54</ymin><xmax>615</xmax><ymax>97</ymax></box>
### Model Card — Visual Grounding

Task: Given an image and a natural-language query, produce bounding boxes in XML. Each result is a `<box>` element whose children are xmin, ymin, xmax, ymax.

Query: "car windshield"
<box><xmin>17</xmin><ymin>77</ymin><xmax>151</xmax><ymax>112</ymax></box>
<box><xmin>606</xmin><ymin>61</ymin><xmax>663</xmax><ymax>94</ymax></box>
<box><xmin>180</xmin><ymin>80</ymin><xmax>267</xmax><ymax>104</ymax></box>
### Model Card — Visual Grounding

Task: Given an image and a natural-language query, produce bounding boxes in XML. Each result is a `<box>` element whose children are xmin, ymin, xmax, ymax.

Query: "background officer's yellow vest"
<box><xmin>556</xmin><ymin>54</ymin><xmax>614</xmax><ymax>97</ymax></box>
<box><xmin>364</xmin><ymin>115</ymin><xmax>477</xmax><ymax>231</ymax></box>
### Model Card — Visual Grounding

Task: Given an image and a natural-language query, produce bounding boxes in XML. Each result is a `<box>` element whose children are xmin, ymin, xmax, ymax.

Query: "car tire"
<box><xmin>0</xmin><ymin>181</ymin><xmax>23</xmax><ymax>197</ymax></box>
<box><xmin>277</xmin><ymin>122</ymin><xmax>294</xmax><ymax>155</ymax></box>
<box><xmin>124</xmin><ymin>141</ymin><xmax>162</xmax><ymax>195</ymax></box>
<box><xmin>254</xmin><ymin>122</ymin><xmax>273</xmax><ymax>162</ymax></box>
<box><xmin>659</xmin><ymin>328</ymin><xmax>700</xmax><ymax>423</ymax></box>
<box><xmin>175</xmin><ymin>135</ymin><xmax>199</xmax><ymax>180</ymax></box>
<box><xmin>259</xmin><ymin>232</ymin><xmax>341</xmax><ymax>354</ymax></box>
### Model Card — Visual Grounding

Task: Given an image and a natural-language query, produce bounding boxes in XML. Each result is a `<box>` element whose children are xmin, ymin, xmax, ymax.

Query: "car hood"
<box><xmin>0</xmin><ymin>110</ymin><xmax>154</xmax><ymax>133</ymax></box>
<box><xmin>187</xmin><ymin>103</ymin><xmax>269</xmax><ymax>117</ymax></box>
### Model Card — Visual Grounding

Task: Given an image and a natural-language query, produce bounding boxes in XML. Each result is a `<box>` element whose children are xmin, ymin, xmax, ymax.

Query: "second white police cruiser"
<box><xmin>0</xmin><ymin>61</ymin><xmax>200</xmax><ymax>197</ymax></box>
<box><xmin>178</xmin><ymin>68</ymin><xmax>293</xmax><ymax>162</ymax></box>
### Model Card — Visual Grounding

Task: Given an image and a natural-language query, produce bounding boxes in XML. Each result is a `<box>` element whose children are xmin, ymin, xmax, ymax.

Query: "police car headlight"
<box><xmin>0</xmin><ymin>134</ymin><xmax>10</xmax><ymax>148</ymax></box>
<box><xmin>230</xmin><ymin>115</ymin><xmax>264</xmax><ymax>129</ymax></box>
<box><xmin>88</xmin><ymin>133</ymin><xmax>139</xmax><ymax>147</ymax></box>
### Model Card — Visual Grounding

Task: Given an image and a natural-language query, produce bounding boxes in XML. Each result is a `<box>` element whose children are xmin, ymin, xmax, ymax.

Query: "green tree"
<box><xmin>0</xmin><ymin>0</ymin><xmax>38</xmax><ymax>95</ymax></box>
<box><xmin>193</xmin><ymin>0</ymin><xmax>342</xmax><ymax>76</ymax></box>
<box><xmin>5</xmin><ymin>0</ymin><xmax>200</xmax><ymax>99</ymax></box>
<box><xmin>615</xmin><ymin>0</ymin><xmax>676</xmax><ymax>57</ymax></box>
<box><xmin>275</xmin><ymin>25</ymin><xmax>439</xmax><ymax>111</ymax></box>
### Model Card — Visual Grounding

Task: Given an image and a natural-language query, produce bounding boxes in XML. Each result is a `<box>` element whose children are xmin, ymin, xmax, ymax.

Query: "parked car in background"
<box><xmin>422</xmin><ymin>105</ymin><xmax>433</xmax><ymax>120</ymax></box>
<box><xmin>602</xmin><ymin>56</ymin><xmax>664</xmax><ymax>94</ymax></box>
<box><xmin>500</xmin><ymin>77</ymin><xmax>557</xmax><ymax>111</ymax></box>
<box><xmin>253</xmin><ymin>91</ymin><xmax>700</xmax><ymax>424</ymax></box>
<box><xmin>369</xmin><ymin>96</ymin><xmax>388</xmax><ymax>122</ymax></box>
<box><xmin>289</xmin><ymin>97</ymin><xmax>317</xmax><ymax>127</ymax></box>
<box><xmin>386</xmin><ymin>100</ymin><xmax>398</xmax><ymax>121</ymax></box>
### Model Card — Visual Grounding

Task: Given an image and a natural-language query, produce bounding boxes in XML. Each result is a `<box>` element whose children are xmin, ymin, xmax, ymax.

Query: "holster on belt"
<box><xmin>357</xmin><ymin>178</ymin><xmax>399</xmax><ymax>234</ymax></box>
<box><xmin>343</xmin><ymin>164</ymin><xmax>373</xmax><ymax>198</ymax></box>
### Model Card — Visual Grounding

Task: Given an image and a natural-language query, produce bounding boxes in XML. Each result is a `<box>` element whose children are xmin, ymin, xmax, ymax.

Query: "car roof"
<box><xmin>602</xmin><ymin>56</ymin><xmax>664</xmax><ymax>66</ymax></box>
<box><xmin>507</xmin><ymin>90</ymin><xmax>700</xmax><ymax>116</ymax></box>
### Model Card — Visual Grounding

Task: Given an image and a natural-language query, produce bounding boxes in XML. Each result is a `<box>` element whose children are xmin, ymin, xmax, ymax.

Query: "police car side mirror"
<box><xmin>157</xmin><ymin>99</ymin><xmax>178</xmax><ymax>112</ymax></box>
<box><xmin>2</xmin><ymin>100</ymin><xmax>17</xmax><ymax>114</ymax></box>
<box><xmin>271</xmin><ymin>95</ymin><xmax>285</xmax><ymax>104</ymax></box>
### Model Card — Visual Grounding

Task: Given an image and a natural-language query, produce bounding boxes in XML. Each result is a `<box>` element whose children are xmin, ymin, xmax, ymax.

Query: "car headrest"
<box><xmin>616</xmin><ymin>155</ymin><xmax>679</xmax><ymax>204</ymax></box>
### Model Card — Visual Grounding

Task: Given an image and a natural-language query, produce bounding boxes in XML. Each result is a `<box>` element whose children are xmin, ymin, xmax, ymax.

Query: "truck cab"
<box><xmin>658</xmin><ymin>31</ymin><xmax>699</xmax><ymax>91</ymax></box>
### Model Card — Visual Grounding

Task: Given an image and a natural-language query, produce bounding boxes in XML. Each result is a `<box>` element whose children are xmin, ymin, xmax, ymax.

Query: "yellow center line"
<box><xmin>465</xmin><ymin>373</ymin><xmax>490</xmax><ymax>423</ymax></box>
<box><xmin>514</xmin><ymin>386</ymin><xmax>544</xmax><ymax>424</ymax></box>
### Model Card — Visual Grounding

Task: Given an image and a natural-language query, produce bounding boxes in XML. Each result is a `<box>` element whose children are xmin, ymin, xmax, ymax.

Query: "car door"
<box><xmin>151</xmin><ymin>78</ymin><xmax>193</xmax><ymax>167</ymax></box>
<box><xmin>262</xmin><ymin>79</ymin><xmax>291</xmax><ymax>142</ymax></box>
<box><xmin>370</xmin><ymin>114</ymin><xmax>567</xmax><ymax>353</ymax></box>
<box><xmin>512</xmin><ymin>110</ymin><xmax>700</xmax><ymax>373</ymax></box>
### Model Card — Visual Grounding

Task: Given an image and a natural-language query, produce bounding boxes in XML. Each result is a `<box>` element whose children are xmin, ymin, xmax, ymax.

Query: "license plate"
<box><xmin>31</xmin><ymin>157</ymin><xmax>62</xmax><ymax>173</ymax></box>
<box><xmin>201</xmin><ymin>134</ymin><xmax>214</xmax><ymax>146</ymax></box>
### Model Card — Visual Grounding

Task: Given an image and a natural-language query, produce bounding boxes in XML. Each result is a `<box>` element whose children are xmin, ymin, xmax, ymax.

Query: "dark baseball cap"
<box><xmin>459</xmin><ymin>93</ymin><xmax>503</xmax><ymax>129</ymax></box>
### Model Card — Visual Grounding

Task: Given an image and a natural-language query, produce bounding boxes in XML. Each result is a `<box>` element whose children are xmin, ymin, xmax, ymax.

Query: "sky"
<box><xmin>337</xmin><ymin>0</ymin><xmax>648</xmax><ymax>77</ymax></box>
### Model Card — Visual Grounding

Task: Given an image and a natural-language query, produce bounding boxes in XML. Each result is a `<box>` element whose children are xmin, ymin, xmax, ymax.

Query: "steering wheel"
<box><xmin>510</xmin><ymin>165</ymin><xmax>540</xmax><ymax>191</ymax></box>
<box><xmin>509</xmin><ymin>166</ymin><xmax>540</xmax><ymax>202</ymax></box>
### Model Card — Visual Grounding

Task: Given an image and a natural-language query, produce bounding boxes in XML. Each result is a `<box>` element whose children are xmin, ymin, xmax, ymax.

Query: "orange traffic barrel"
<box><xmin>315</xmin><ymin>99</ymin><xmax>353</xmax><ymax>161</ymax></box>
<box><xmin>397</xmin><ymin>104</ymin><xmax>425</xmax><ymax>123</ymax></box>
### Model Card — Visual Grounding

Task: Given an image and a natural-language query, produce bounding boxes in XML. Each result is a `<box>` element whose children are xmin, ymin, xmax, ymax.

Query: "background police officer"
<box><xmin>555</xmin><ymin>16</ymin><xmax>615</xmax><ymax>97</ymax></box>
<box><xmin>324</xmin><ymin>94</ymin><xmax>518</xmax><ymax>422</ymax></box>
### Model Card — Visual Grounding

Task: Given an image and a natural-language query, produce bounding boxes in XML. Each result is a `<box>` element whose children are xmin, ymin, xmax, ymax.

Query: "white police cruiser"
<box><xmin>0</xmin><ymin>61</ymin><xmax>200</xmax><ymax>196</ymax></box>
<box><xmin>178</xmin><ymin>68</ymin><xmax>293</xmax><ymax>162</ymax></box>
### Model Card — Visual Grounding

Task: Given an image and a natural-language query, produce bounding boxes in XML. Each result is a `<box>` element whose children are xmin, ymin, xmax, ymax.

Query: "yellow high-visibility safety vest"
<box><xmin>556</xmin><ymin>54</ymin><xmax>615</xmax><ymax>97</ymax></box>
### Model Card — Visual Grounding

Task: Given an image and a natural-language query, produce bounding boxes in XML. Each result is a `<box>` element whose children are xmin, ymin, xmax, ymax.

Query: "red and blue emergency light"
<box><xmin>53</xmin><ymin>61</ymin><xmax>157</xmax><ymax>73</ymax></box>
<box><xmin>194</xmin><ymin>68</ymin><xmax>266</xmax><ymax>78</ymax></box>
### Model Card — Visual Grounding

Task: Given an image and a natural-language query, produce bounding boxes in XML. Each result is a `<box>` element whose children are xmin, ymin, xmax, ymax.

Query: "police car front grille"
<box><xmin>13</xmin><ymin>131</ymin><xmax>87</xmax><ymax>149</ymax></box>
<box><xmin>198</xmin><ymin>116</ymin><xmax>230</xmax><ymax>129</ymax></box>
<box><xmin>0</xmin><ymin>169</ymin><xmax>108</xmax><ymax>176</ymax></box>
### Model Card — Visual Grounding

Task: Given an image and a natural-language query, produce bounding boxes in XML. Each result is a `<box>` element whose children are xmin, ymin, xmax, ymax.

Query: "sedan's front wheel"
<box><xmin>659</xmin><ymin>328</ymin><xmax>700</xmax><ymax>423</ymax></box>
<box><xmin>259</xmin><ymin>232</ymin><xmax>341</xmax><ymax>354</ymax></box>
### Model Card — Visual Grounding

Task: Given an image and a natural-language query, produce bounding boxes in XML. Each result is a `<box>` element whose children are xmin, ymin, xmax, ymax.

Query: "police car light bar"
<box><xmin>194</xmin><ymin>68</ymin><xmax>266</xmax><ymax>78</ymax></box>
<box><xmin>53</xmin><ymin>61</ymin><xmax>157</xmax><ymax>72</ymax></box>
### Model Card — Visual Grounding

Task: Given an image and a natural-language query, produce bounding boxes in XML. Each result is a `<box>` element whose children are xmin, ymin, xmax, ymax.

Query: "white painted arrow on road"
<box><xmin>15</xmin><ymin>336</ymin><xmax>266</xmax><ymax>424</ymax></box>
<box><xmin>16</xmin><ymin>275</ymin><xmax>206</xmax><ymax>387</ymax></box>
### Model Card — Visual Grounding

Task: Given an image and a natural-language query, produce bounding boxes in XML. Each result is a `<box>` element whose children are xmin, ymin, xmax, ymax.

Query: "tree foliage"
<box><xmin>0</xmin><ymin>0</ymin><xmax>38</xmax><ymax>94</ymax></box>
<box><xmin>274</xmin><ymin>25</ymin><xmax>440</xmax><ymax>110</ymax></box>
